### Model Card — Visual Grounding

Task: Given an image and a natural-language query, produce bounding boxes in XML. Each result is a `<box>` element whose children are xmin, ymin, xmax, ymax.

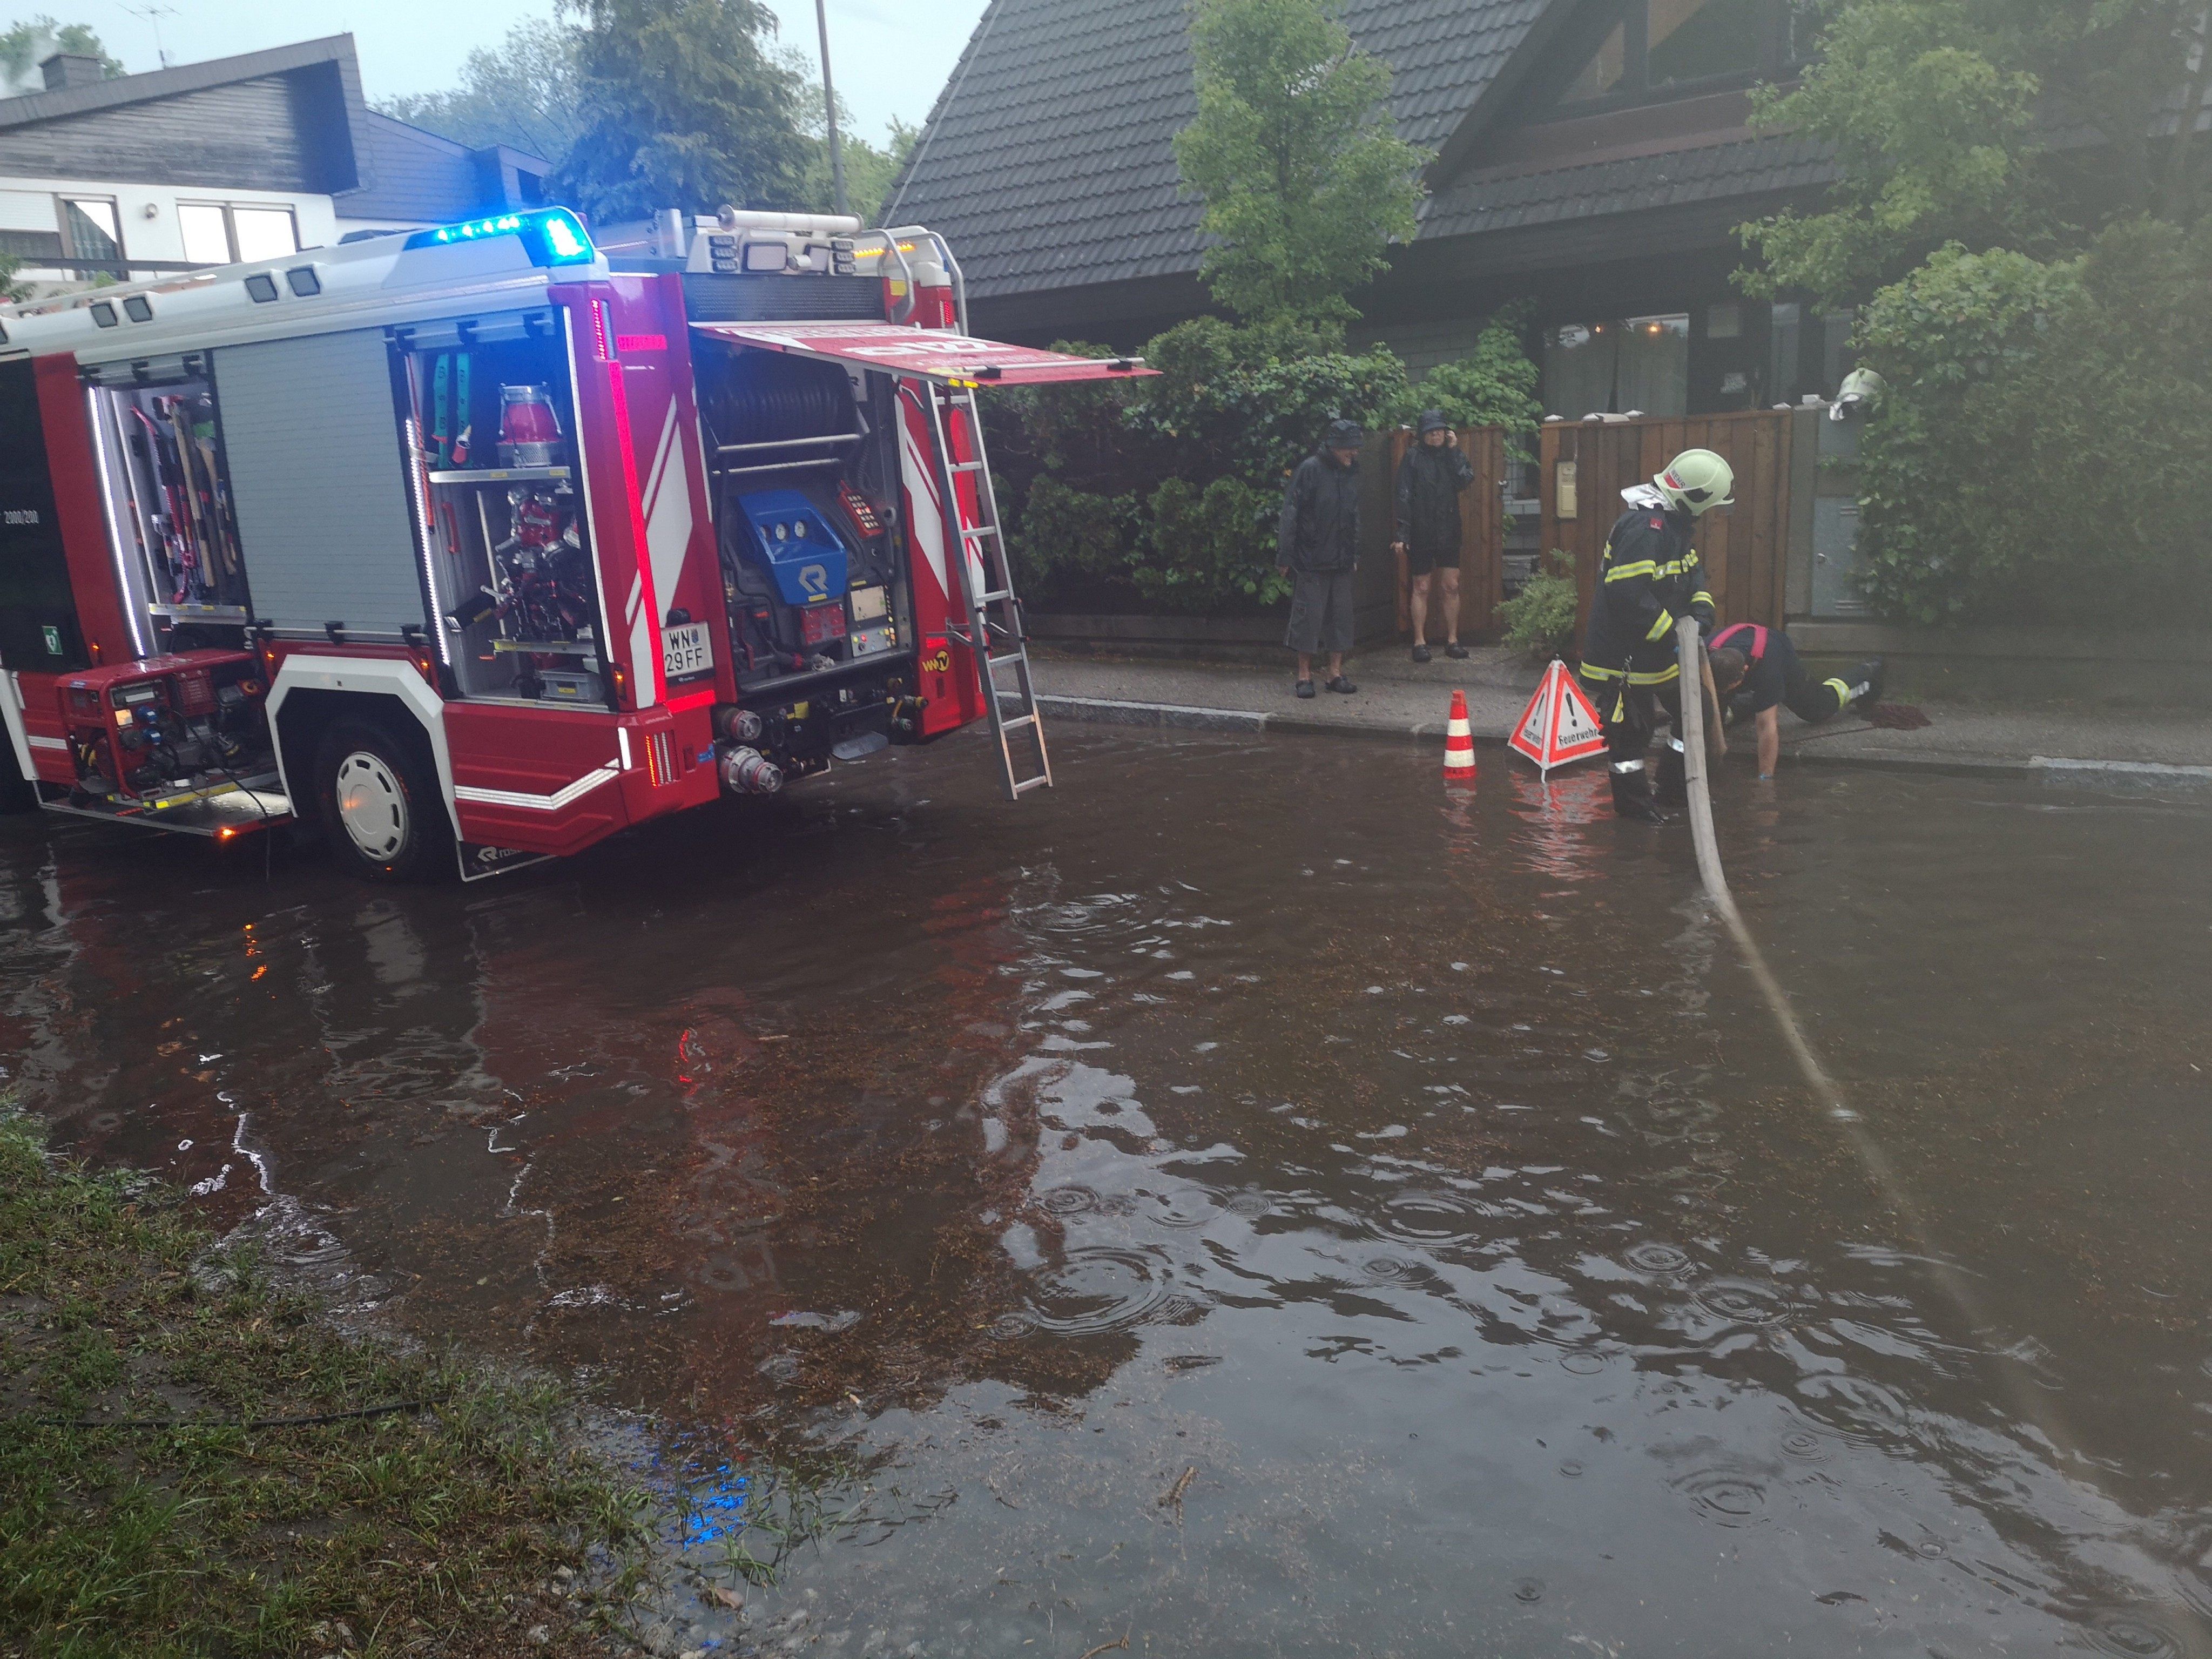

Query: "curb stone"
<box><xmin>1029</xmin><ymin>693</ymin><xmax>2112</xmax><ymax>779</ymax></box>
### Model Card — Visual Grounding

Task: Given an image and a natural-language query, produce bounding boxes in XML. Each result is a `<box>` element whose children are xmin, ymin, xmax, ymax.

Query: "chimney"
<box><xmin>39</xmin><ymin>52</ymin><xmax>106</xmax><ymax>92</ymax></box>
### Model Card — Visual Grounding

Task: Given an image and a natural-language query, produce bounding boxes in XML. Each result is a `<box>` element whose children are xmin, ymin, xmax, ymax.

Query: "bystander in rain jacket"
<box><xmin>1393</xmin><ymin>435</ymin><xmax>1475</xmax><ymax>563</ymax></box>
<box><xmin>1277</xmin><ymin>448</ymin><xmax>1361</xmax><ymax>573</ymax></box>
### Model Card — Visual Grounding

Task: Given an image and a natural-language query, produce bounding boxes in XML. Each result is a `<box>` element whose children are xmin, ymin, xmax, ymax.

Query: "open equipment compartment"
<box><xmin>83</xmin><ymin>353</ymin><xmax>252</xmax><ymax>645</ymax></box>
<box><xmin>394</xmin><ymin>308</ymin><xmax>606</xmax><ymax>707</ymax></box>
<box><xmin>693</xmin><ymin>334</ymin><xmax>913</xmax><ymax>775</ymax></box>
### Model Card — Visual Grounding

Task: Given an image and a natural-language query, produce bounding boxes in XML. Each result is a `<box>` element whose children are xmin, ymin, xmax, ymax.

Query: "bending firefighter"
<box><xmin>1707</xmin><ymin>624</ymin><xmax>1884</xmax><ymax>780</ymax></box>
<box><xmin>1577</xmin><ymin>449</ymin><xmax>1728</xmax><ymax>821</ymax></box>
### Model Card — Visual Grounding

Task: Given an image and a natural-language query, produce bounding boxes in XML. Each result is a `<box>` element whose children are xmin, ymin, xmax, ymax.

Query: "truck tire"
<box><xmin>312</xmin><ymin>718</ymin><xmax>451</xmax><ymax>883</ymax></box>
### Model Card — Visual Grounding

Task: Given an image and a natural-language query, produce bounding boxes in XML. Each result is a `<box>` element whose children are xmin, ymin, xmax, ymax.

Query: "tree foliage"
<box><xmin>1742</xmin><ymin>0</ymin><xmax>2212</xmax><ymax>307</ymax></box>
<box><xmin>1851</xmin><ymin>222</ymin><xmax>2212</xmax><ymax>624</ymax></box>
<box><xmin>552</xmin><ymin>0</ymin><xmax>810</xmax><ymax>222</ymax></box>
<box><xmin>773</xmin><ymin>49</ymin><xmax>918</xmax><ymax>225</ymax></box>
<box><xmin>1174</xmin><ymin>0</ymin><xmax>1427</xmax><ymax>331</ymax></box>
<box><xmin>1417</xmin><ymin>302</ymin><xmax>1544</xmax><ymax>437</ymax></box>
<box><xmin>376</xmin><ymin>18</ymin><xmax>585</xmax><ymax>162</ymax></box>
<box><xmin>0</xmin><ymin>16</ymin><xmax>119</xmax><ymax>95</ymax></box>
<box><xmin>1739</xmin><ymin>0</ymin><xmax>2212</xmax><ymax>627</ymax></box>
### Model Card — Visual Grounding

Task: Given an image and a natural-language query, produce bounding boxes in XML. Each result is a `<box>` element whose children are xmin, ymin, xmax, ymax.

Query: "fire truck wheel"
<box><xmin>313</xmin><ymin>719</ymin><xmax>450</xmax><ymax>883</ymax></box>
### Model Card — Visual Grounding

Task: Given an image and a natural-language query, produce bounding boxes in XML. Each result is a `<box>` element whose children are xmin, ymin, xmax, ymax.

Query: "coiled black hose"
<box><xmin>706</xmin><ymin>352</ymin><xmax>854</xmax><ymax>446</ymax></box>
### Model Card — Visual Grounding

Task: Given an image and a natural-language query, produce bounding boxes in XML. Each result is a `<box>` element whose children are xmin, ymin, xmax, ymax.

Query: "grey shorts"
<box><xmin>1285</xmin><ymin>568</ymin><xmax>1355</xmax><ymax>655</ymax></box>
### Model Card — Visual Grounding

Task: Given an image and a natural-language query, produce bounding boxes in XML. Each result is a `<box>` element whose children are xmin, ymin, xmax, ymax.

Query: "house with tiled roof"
<box><xmin>0</xmin><ymin>36</ymin><xmax>552</xmax><ymax>298</ymax></box>
<box><xmin>888</xmin><ymin>0</ymin><xmax>1851</xmax><ymax>419</ymax></box>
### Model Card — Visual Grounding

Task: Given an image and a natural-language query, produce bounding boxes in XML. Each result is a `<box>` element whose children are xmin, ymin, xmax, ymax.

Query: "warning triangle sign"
<box><xmin>1508</xmin><ymin>660</ymin><xmax>1609</xmax><ymax>775</ymax></box>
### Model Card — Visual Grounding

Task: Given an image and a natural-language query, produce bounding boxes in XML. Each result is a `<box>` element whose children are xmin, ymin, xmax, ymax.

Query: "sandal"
<box><xmin>1326</xmin><ymin>676</ymin><xmax>1358</xmax><ymax>694</ymax></box>
<box><xmin>1295</xmin><ymin>679</ymin><xmax>1316</xmax><ymax>699</ymax></box>
<box><xmin>1445</xmin><ymin>643</ymin><xmax>1469</xmax><ymax>659</ymax></box>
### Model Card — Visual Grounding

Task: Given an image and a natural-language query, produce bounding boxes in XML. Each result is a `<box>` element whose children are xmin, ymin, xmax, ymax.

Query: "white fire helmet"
<box><xmin>1654</xmin><ymin>449</ymin><xmax>1735</xmax><ymax>516</ymax></box>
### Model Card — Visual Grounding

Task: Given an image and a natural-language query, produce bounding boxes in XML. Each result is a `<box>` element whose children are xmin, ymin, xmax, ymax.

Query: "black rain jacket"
<box><xmin>1393</xmin><ymin>441</ymin><xmax>1475</xmax><ymax>558</ymax></box>
<box><xmin>1276</xmin><ymin>449</ymin><xmax>1361</xmax><ymax>574</ymax></box>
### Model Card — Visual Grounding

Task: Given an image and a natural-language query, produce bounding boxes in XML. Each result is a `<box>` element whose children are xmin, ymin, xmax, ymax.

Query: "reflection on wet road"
<box><xmin>3</xmin><ymin>731</ymin><xmax>2208</xmax><ymax>1657</ymax></box>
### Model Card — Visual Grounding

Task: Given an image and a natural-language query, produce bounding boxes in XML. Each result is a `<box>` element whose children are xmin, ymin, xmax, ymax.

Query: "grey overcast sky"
<box><xmin>12</xmin><ymin>2</ymin><xmax>990</xmax><ymax>145</ymax></box>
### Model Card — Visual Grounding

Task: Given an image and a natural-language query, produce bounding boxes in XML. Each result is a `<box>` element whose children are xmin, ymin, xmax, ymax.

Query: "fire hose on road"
<box><xmin>1671</xmin><ymin>618</ymin><xmax>2103</xmax><ymax>1505</ymax></box>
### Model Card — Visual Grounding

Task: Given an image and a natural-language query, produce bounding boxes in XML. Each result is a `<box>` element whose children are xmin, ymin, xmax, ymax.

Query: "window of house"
<box><xmin>1647</xmin><ymin>0</ymin><xmax>1764</xmax><ymax>87</ymax></box>
<box><xmin>1543</xmin><ymin>314</ymin><xmax>1691</xmax><ymax>417</ymax></box>
<box><xmin>178</xmin><ymin>202</ymin><xmax>301</xmax><ymax>266</ymax></box>
<box><xmin>177</xmin><ymin>203</ymin><xmax>231</xmax><ymax>265</ymax></box>
<box><xmin>57</xmin><ymin>196</ymin><xmax>121</xmax><ymax>265</ymax></box>
<box><xmin>1561</xmin><ymin>22</ymin><xmax>1629</xmax><ymax>103</ymax></box>
<box><xmin>1555</xmin><ymin>0</ymin><xmax>1801</xmax><ymax>107</ymax></box>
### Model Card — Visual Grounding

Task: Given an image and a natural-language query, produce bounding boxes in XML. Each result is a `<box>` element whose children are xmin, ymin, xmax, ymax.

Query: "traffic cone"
<box><xmin>1442</xmin><ymin>690</ymin><xmax>1478</xmax><ymax>780</ymax></box>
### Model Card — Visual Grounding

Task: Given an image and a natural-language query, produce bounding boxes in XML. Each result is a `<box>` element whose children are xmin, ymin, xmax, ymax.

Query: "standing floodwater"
<box><xmin>2</xmin><ymin>731</ymin><xmax>2207</xmax><ymax>1657</ymax></box>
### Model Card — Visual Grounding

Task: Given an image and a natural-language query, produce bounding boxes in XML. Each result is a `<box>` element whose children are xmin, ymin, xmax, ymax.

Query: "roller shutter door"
<box><xmin>214</xmin><ymin>329</ymin><xmax>426</xmax><ymax>639</ymax></box>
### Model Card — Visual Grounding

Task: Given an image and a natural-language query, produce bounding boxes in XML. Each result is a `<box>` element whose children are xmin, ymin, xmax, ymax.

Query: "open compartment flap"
<box><xmin>689</xmin><ymin>321</ymin><xmax>1155</xmax><ymax>387</ymax></box>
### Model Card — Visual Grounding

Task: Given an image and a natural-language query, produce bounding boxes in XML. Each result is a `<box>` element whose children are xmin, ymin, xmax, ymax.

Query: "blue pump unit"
<box><xmin>734</xmin><ymin>490</ymin><xmax>851</xmax><ymax>608</ymax></box>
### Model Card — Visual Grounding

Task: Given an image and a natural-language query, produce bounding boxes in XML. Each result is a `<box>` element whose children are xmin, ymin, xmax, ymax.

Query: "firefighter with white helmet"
<box><xmin>1577</xmin><ymin>448</ymin><xmax>1730</xmax><ymax>821</ymax></box>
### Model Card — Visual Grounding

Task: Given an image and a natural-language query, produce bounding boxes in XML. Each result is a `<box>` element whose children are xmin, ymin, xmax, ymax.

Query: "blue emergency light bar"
<box><xmin>403</xmin><ymin>207</ymin><xmax>598</xmax><ymax>268</ymax></box>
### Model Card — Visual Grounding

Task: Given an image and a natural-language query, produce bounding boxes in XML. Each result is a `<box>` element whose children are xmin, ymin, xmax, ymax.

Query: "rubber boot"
<box><xmin>1846</xmin><ymin>657</ymin><xmax>1885</xmax><ymax>709</ymax></box>
<box><xmin>1655</xmin><ymin>743</ymin><xmax>1689</xmax><ymax>809</ymax></box>
<box><xmin>1610</xmin><ymin>762</ymin><xmax>1666</xmax><ymax>822</ymax></box>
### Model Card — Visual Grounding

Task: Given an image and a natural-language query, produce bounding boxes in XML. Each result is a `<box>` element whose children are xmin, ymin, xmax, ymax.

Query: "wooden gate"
<box><xmin>1384</xmin><ymin>425</ymin><xmax>1509</xmax><ymax>639</ymax></box>
<box><xmin>1539</xmin><ymin>411</ymin><xmax>1793</xmax><ymax>635</ymax></box>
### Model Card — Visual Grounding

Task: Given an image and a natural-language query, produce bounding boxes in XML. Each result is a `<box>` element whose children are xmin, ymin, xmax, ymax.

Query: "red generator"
<box><xmin>0</xmin><ymin>206</ymin><xmax>1151</xmax><ymax>880</ymax></box>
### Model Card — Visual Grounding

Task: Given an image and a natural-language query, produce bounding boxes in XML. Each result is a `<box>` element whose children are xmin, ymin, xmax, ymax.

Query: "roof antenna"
<box><xmin>815</xmin><ymin>0</ymin><xmax>849</xmax><ymax>218</ymax></box>
<box><xmin>119</xmin><ymin>3</ymin><xmax>177</xmax><ymax>69</ymax></box>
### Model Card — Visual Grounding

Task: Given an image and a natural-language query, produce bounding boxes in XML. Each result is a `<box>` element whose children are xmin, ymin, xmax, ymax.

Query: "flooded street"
<box><xmin>3</xmin><ymin>729</ymin><xmax>2209</xmax><ymax>1658</ymax></box>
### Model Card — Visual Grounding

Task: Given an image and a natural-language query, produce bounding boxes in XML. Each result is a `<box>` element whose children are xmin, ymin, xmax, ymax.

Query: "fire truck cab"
<box><xmin>0</xmin><ymin>206</ymin><xmax>1147</xmax><ymax>880</ymax></box>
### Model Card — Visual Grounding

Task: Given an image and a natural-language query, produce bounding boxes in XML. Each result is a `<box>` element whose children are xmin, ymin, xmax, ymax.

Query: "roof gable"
<box><xmin>891</xmin><ymin>0</ymin><xmax>1550</xmax><ymax>300</ymax></box>
<box><xmin>0</xmin><ymin>36</ymin><xmax>375</xmax><ymax>196</ymax></box>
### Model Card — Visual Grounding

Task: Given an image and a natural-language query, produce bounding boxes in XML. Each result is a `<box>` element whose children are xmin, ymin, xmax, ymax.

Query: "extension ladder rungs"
<box><xmin>949</xmin><ymin>460</ymin><xmax>986</xmax><ymax>474</ymax></box>
<box><xmin>1011</xmin><ymin>774</ymin><xmax>1051</xmax><ymax>795</ymax></box>
<box><xmin>999</xmin><ymin>714</ymin><xmax>1038</xmax><ymax>732</ymax></box>
<box><xmin>988</xmin><ymin>652</ymin><xmax>1027</xmax><ymax>669</ymax></box>
<box><xmin>979</xmin><ymin>589</ymin><xmax>1013</xmax><ymax>604</ymax></box>
<box><xmin>959</xmin><ymin>523</ymin><xmax>1001</xmax><ymax>540</ymax></box>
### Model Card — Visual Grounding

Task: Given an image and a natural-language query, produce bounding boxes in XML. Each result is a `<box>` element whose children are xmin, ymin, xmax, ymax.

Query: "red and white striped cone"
<box><xmin>1442</xmin><ymin>689</ymin><xmax>1478</xmax><ymax>780</ymax></box>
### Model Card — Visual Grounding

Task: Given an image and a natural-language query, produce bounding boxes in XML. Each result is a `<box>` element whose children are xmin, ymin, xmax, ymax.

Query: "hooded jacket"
<box><xmin>1393</xmin><ymin>440</ymin><xmax>1475</xmax><ymax>558</ymax></box>
<box><xmin>1276</xmin><ymin>448</ymin><xmax>1361</xmax><ymax>574</ymax></box>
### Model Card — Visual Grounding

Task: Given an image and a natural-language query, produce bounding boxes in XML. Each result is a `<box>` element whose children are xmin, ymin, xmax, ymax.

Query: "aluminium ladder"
<box><xmin>919</xmin><ymin>381</ymin><xmax>1051</xmax><ymax>801</ymax></box>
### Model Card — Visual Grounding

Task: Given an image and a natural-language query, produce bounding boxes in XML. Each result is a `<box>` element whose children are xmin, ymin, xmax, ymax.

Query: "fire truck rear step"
<box><xmin>40</xmin><ymin>781</ymin><xmax>293</xmax><ymax>838</ymax></box>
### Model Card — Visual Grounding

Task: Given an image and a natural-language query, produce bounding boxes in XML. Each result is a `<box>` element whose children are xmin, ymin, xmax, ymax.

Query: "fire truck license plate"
<box><xmin>662</xmin><ymin>623</ymin><xmax>713</xmax><ymax>679</ymax></box>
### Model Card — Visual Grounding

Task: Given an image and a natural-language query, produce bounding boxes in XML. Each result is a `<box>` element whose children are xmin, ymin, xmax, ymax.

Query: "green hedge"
<box><xmin>1854</xmin><ymin>220</ymin><xmax>2212</xmax><ymax>626</ymax></box>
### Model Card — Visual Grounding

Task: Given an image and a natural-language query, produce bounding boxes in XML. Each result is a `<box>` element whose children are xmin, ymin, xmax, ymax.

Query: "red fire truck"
<box><xmin>0</xmin><ymin>207</ymin><xmax>1148</xmax><ymax>880</ymax></box>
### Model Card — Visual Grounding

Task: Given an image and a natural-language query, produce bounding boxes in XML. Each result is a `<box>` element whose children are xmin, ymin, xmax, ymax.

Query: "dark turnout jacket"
<box><xmin>1277</xmin><ymin>450</ymin><xmax>1361</xmax><ymax>573</ymax></box>
<box><xmin>1582</xmin><ymin>500</ymin><xmax>1715</xmax><ymax>679</ymax></box>
<box><xmin>1393</xmin><ymin>441</ymin><xmax>1475</xmax><ymax>556</ymax></box>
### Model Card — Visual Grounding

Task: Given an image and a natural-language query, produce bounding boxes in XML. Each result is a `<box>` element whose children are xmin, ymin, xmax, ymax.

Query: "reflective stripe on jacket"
<box><xmin>1581</xmin><ymin>505</ymin><xmax>1714</xmax><ymax>675</ymax></box>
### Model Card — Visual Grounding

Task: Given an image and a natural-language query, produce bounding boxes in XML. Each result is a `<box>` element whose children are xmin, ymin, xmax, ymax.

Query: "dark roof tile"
<box><xmin>894</xmin><ymin>0</ymin><xmax>1833</xmax><ymax>300</ymax></box>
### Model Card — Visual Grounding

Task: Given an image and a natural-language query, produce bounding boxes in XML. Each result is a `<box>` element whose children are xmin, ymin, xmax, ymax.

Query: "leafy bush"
<box><xmin>1417</xmin><ymin>304</ymin><xmax>1543</xmax><ymax>440</ymax></box>
<box><xmin>1137</xmin><ymin>476</ymin><xmax>1291</xmax><ymax>608</ymax></box>
<box><xmin>1853</xmin><ymin>221</ymin><xmax>2212</xmax><ymax>625</ymax></box>
<box><xmin>1495</xmin><ymin>550</ymin><xmax>1580</xmax><ymax>658</ymax></box>
<box><xmin>1131</xmin><ymin>316</ymin><xmax>1412</xmax><ymax>478</ymax></box>
<box><xmin>1007</xmin><ymin>476</ymin><xmax>1140</xmax><ymax>597</ymax></box>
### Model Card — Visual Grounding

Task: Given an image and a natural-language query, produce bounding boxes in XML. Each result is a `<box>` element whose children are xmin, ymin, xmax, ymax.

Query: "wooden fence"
<box><xmin>1381</xmin><ymin>426</ymin><xmax>1510</xmax><ymax>639</ymax></box>
<box><xmin>1539</xmin><ymin>411</ymin><xmax>1795</xmax><ymax>633</ymax></box>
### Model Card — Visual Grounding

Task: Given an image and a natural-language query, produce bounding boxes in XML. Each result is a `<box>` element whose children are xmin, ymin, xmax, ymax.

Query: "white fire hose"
<box><xmin>1673</xmin><ymin>618</ymin><xmax>2092</xmax><ymax>1486</ymax></box>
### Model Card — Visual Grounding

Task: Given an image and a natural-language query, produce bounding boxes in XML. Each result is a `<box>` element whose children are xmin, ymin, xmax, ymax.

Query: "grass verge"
<box><xmin>0</xmin><ymin>1106</ymin><xmax>648</xmax><ymax>1657</ymax></box>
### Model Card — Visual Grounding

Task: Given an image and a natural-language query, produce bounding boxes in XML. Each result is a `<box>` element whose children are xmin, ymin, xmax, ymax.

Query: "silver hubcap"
<box><xmin>334</xmin><ymin>751</ymin><xmax>408</xmax><ymax>861</ymax></box>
